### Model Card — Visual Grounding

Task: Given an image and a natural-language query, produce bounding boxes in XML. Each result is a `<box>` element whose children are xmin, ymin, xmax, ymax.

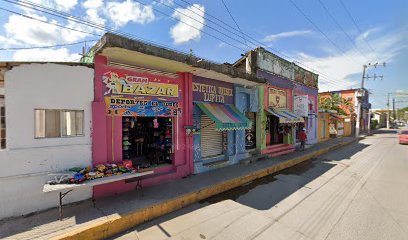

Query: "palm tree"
<box><xmin>319</xmin><ymin>94</ymin><xmax>353</xmax><ymax>115</ymax></box>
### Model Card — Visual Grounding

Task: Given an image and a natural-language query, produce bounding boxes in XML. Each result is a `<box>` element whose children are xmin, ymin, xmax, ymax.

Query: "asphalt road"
<box><xmin>112</xmin><ymin>129</ymin><xmax>408</xmax><ymax>240</ymax></box>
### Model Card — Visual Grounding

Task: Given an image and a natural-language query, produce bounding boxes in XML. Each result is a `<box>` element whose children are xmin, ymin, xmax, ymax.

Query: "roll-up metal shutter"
<box><xmin>201</xmin><ymin>115</ymin><xmax>223</xmax><ymax>158</ymax></box>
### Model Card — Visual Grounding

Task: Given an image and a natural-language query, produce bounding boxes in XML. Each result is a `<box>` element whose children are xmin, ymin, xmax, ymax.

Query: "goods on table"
<box><xmin>48</xmin><ymin>161</ymin><xmax>152</xmax><ymax>185</ymax></box>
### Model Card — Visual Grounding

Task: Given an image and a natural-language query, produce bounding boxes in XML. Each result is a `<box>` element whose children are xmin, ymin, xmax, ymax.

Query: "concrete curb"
<box><xmin>53</xmin><ymin>137</ymin><xmax>362</xmax><ymax>240</ymax></box>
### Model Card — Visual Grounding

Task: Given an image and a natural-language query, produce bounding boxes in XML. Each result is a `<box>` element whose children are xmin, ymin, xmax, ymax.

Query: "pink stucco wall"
<box><xmin>92</xmin><ymin>55</ymin><xmax>193</xmax><ymax>198</ymax></box>
<box><xmin>264</xmin><ymin>85</ymin><xmax>293</xmax><ymax>146</ymax></box>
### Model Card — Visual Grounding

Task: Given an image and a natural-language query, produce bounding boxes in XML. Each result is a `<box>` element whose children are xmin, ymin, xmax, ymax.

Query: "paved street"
<box><xmin>112</xmin><ymin>129</ymin><xmax>408</xmax><ymax>240</ymax></box>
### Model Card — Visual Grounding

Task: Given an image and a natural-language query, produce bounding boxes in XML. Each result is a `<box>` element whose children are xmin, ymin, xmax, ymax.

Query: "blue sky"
<box><xmin>0</xmin><ymin>0</ymin><xmax>407</xmax><ymax>108</ymax></box>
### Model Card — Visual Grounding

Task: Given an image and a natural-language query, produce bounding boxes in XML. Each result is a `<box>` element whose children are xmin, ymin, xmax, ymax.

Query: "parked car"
<box><xmin>399</xmin><ymin>130</ymin><xmax>408</xmax><ymax>144</ymax></box>
<box><xmin>390</xmin><ymin>123</ymin><xmax>399</xmax><ymax>129</ymax></box>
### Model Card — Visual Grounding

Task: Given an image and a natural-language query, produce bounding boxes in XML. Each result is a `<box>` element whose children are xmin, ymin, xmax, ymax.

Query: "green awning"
<box><xmin>196</xmin><ymin>102</ymin><xmax>252</xmax><ymax>131</ymax></box>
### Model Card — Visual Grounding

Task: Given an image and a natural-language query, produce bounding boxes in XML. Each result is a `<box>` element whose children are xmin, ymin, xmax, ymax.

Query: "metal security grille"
<box><xmin>201</xmin><ymin>115</ymin><xmax>223</xmax><ymax>158</ymax></box>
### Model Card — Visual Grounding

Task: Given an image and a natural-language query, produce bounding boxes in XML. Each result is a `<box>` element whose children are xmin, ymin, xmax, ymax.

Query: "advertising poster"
<box><xmin>294</xmin><ymin>95</ymin><xmax>308</xmax><ymax>117</ymax></box>
<box><xmin>268</xmin><ymin>87</ymin><xmax>287</xmax><ymax>109</ymax></box>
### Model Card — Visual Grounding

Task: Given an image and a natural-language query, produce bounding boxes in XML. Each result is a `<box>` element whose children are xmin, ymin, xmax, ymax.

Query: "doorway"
<box><xmin>269</xmin><ymin>115</ymin><xmax>283</xmax><ymax>145</ymax></box>
<box><xmin>122</xmin><ymin>116</ymin><xmax>173</xmax><ymax>168</ymax></box>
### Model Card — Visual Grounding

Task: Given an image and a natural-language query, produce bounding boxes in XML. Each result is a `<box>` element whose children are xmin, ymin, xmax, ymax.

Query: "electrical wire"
<box><xmin>317</xmin><ymin>0</ymin><xmax>368</xmax><ymax>60</ymax></box>
<box><xmin>0</xmin><ymin>6</ymin><xmax>101</xmax><ymax>37</ymax></box>
<box><xmin>338</xmin><ymin>0</ymin><xmax>380</xmax><ymax>60</ymax></box>
<box><xmin>3</xmin><ymin>0</ymin><xmax>358</xmax><ymax>90</ymax></box>
<box><xmin>175</xmin><ymin>0</ymin><xmax>355</xmax><ymax>89</ymax></box>
<box><xmin>288</xmin><ymin>0</ymin><xmax>362</xmax><ymax>65</ymax></box>
<box><xmin>3</xmin><ymin>0</ymin><xmax>241</xmax><ymax>61</ymax></box>
<box><xmin>220</xmin><ymin>0</ymin><xmax>250</xmax><ymax>51</ymax></box>
<box><xmin>0</xmin><ymin>39</ymin><xmax>98</xmax><ymax>50</ymax></box>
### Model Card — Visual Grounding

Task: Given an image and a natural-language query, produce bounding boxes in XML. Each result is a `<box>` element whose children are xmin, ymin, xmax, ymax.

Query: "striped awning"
<box><xmin>266</xmin><ymin>107</ymin><xmax>304</xmax><ymax>124</ymax></box>
<box><xmin>196</xmin><ymin>102</ymin><xmax>252</xmax><ymax>131</ymax></box>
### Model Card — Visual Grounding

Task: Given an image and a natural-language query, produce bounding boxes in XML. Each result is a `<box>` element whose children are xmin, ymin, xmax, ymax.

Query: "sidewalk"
<box><xmin>0</xmin><ymin>136</ymin><xmax>363</xmax><ymax>240</ymax></box>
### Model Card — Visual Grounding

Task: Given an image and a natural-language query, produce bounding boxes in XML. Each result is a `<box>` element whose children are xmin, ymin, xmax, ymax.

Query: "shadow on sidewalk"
<box><xmin>127</xmin><ymin>141</ymin><xmax>370</xmax><ymax>237</ymax></box>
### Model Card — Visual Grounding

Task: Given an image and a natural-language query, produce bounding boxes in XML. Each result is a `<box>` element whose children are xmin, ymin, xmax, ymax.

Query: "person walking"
<box><xmin>298</xmin><ymin>128</ymin><xmax>307</xmax><ymax>151</ymax></box>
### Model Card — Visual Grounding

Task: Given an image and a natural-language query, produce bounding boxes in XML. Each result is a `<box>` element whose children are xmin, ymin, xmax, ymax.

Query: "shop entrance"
<box><xmin>268</xmin><ymin>115</ymin><xmax>283</xmax><ymax>145</ymax></box>
<box><xmin>122</xmin><ymin>116</ymin><xmax>173</xmax><ymax>168</ymax></box>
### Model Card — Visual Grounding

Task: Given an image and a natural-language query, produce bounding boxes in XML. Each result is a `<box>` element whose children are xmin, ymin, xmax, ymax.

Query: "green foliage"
<box><xmin>371</xmin><ymin>119</ymin><xmax>378</xmax><ymax>129</ymax></box>
<box><xmin>318</xmin><ymin>94</ymin><xmax>353</xmax><ymax>115</ymax></box>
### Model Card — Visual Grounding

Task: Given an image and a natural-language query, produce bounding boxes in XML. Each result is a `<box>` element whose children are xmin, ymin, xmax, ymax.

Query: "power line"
<box><xmin>338</xmin><ymin>0</ymin><xmax>379</xmax><ymax>60</ymax></box>
<box><xmin>0</xmin><ymin>6</ymin><xmax>101</xmax><ymax>37</ymax></box>
<box><xmin>2</xmin><ymin>0</ymin><xmax>216</xmax><ymax>62</ymax></box>
<box><xmin>0</xmin><ymin>39</ymin><xmax>98</xmax><ymax>50</ymax></box>
<box><xmin>175</xmin><ymin>0</ymin><xmax>352</xmax><ymax>89</ymax></box>
<box><xmin>220</xmin><ymin>0</ymin><xmax>249</xmax><ymax>50</ymax></box>
<box><xmin>3</xmin><ymin>0</ymin><xmax>358</xmax><ymax>90</ymax></box>
<box><xmin>133</xmin><ymin>0</ymin><xmax>245</xmax><ymax>51</ymax></box>
<box><xmin>288</xmin><ymin>0</ymin><xmax>361</xmax><ymax>65</ymax></box>
<box><xmin>316</xmin><ymin>0</ymin><xmax>368</xmax><ymax>60</ymax></box>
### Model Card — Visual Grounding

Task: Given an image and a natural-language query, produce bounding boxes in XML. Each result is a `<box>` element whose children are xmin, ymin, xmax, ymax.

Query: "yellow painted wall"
<box><xmin>318</xmin><ymin>113</ymin><xmax>330</xmax><ymax>142</ymax></box>
<box><xmin>344</xmin><ymin>119</ymin><xmax>352</xmax><ymax>136</ymax></box>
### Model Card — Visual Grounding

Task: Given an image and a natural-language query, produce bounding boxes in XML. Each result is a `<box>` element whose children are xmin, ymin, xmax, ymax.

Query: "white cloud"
<box><xmin>2</xmin><ymin>13</ymin><xmax>94</xmax><ymax>46</ymax></box>
<box><xmin>4</xmin><ymin>13</ymin><xmax>61</xmax><ymax>45</ymax></box>
<box><xmin>292</xmin><ymin>28</ymin><xmax>408</xmax><ymax>92</ymax></box>
<box><xmin>218</xmin><ymin>42</ymin><xmax>226</xmax><ymax>48</ymax></box>
<box><xmin>21</xmin><ymin>0</ymin><xmax>78</xmax><ymax>12</ymax></box>
<box><xmin>83</xmin><ymin>0</ymin><xmax>104</xmax><ymax>9</ymax></box>
<box><xmin>106</xmin><ymin>0</ymin><xmax>155</xmax><ymax>27</ymax></box>
<box><xmin>170</xmin><ymin>4</ymin><xmax>205</xmax><ymax>44</ymax></box>
<box><xmin>12</xmin><ymin>48</ymin><xmax>81</xmax><ymax>62</ymax></box>
<box><xmin>262</xmin><ymin>30</ymin><xmax>313</xmax><ymax>42</ymax></box>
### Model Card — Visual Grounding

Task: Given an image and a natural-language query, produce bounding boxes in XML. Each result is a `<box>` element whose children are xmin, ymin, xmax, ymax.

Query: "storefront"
<box><xmin>92</xmin><ymin>55</ymin><xmax>192</xmax><ymax>197</ymax></box>
<box><xmin>192</xmin><ymin>76</ymin><xmax>252</xmax><ymax>173</ymax></box>
<box><xmin>235</xmin><ymin>85</ymin><xmax>260</xmax><ymax>152</ymax></box>
<box><xmin>262</xmin><ymin>85</ymin><xmax>303</xmax><ymax>154</ymax></box>
<box><xmin>293</xmin><ymin>67</ymin><xmax>319</xmax><ymax>145</ymax></box>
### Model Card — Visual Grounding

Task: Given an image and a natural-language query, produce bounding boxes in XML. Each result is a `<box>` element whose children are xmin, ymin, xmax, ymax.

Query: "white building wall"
<box><xmin>0</xmin><ymin>63</ymin><xmax>94</xmax><ymax>219</ymax></box>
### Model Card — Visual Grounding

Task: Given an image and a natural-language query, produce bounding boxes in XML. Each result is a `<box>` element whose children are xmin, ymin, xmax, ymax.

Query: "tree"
<box><xmin>319</xmin><ymin>94</ymin><xmax>353</xmax><ymax>115</ymax></box>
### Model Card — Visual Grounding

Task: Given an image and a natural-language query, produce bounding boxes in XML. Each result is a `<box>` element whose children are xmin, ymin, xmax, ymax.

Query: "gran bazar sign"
<box><xmin>102</xmin><ymin>71</ymin><xmax>179</xmax><ymax>97</ymax></box>
<box><xmin>102</xmin><ymin>71</ymin><xmax>181</xmax><ymax>117</ymax></box>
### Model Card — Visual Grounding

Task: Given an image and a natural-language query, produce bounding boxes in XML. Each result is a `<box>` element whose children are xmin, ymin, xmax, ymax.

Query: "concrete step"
<box><xmin>269</xmin><ymin>148</ymin><xmax>295</xmax><ymax>157</ymax></box>
<box><xmin>262</xmin><ymin>144</ymin><xmax>293</xmax><ymax>155</ymax></box>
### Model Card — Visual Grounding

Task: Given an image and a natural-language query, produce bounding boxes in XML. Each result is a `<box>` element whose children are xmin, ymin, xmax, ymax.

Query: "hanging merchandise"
<box><xmin>153</xmin><ymin>118</ymin><xmax>159</xmax><ymax>128</ymax></box>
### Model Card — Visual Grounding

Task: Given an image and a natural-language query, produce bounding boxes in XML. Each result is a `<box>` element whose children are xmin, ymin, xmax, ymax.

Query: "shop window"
<box><xmin>35</xmin><ymin>109</ymin><xmax>84</xmax><ymax>138</ymax></box>
<box><xmin>122</xmin><ymin>116</ymin><xmax>173</xmax><ymax>168</ymax></box>
<box><xmin>0</xmin><ymin>97</ymin><xmax>5</xmax><ymax>149</ymax></box>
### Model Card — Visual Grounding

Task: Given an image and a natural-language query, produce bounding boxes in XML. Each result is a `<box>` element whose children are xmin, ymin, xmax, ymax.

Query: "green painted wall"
<box><xmin>256</xmin><ymin>85</ymin><xmax>267</xmax><ymax>151</ymax></box>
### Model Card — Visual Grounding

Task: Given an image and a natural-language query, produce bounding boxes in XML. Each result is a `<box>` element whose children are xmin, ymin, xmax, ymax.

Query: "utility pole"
<box><xmin>356</xmin><ymin>62</ymin><xmax>385</xmax><ymax>137</ymax></box>
<box><xmin>393</xmin><ymin>98</ymin><xmax>396</xmax><ymax>121</ymax></box>
<box><xmin>387</xmin><ymin>93</ymin><xmax>392</xmax><ymax>128</ymax></box>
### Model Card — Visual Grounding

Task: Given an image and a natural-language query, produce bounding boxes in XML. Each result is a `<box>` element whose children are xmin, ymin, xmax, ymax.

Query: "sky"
<box><xmin>0</xmin><ymin>0</ymin><xmax>407</xmax><ymax>109</ymax></box>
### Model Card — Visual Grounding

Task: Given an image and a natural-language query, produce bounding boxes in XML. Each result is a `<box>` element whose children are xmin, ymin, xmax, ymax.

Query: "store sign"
<box><xmin>294</xmin><ymin>95</ymin><xmax>308</xmax><ymax>117</ymax></box>
<box><xmin>102</xmin><ymin>71</ymin><xmax>179</xmax><ymax>97</ymax></box>
<box><xmin>193</xmin><ymin>77</ymin><xmax>234</xmax><ymax>104</ymax></box>
<box><xmin>268</xmin><ymin>87</ymin><xmax>287</xmax><ymax>109</ymax></box>
<box><xmin>105</xmin><ymin>96</ymin><xmax>181</xmax><ymax>117</ymax></box>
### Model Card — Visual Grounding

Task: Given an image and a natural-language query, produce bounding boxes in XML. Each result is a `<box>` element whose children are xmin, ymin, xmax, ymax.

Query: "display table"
<box><xmin>43</xmin><ymin>170</ymin><xmax>154</xmax><ymax>220</ymax></box>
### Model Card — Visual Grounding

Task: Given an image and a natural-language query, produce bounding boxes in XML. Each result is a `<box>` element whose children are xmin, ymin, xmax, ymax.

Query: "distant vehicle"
<box><xmin>390</xmin><ymin>123</ymin><xmax>399</xmax><ymax>129</ymax></box>
<box><xmin>399</xmin><ymin>130</ymin><xmax>408</xmax><ymax>144</ymax></box>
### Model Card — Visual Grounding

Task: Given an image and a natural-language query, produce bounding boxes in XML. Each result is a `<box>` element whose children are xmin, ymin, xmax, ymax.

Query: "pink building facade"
<box><xmin>92</xmin><ymin>55</ymin><xmax>193</xmax><ymax>198</ymax></box>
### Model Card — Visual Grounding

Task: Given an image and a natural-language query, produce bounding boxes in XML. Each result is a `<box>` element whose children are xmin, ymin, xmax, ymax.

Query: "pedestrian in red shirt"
<box><xmin>298</xmin><ymin>128</ymin><xmax>307</xmax><ymax>151</ymax></box>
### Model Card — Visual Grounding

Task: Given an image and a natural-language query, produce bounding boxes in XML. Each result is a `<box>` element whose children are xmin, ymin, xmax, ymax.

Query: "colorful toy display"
<box><xmin>51</xmin><ymin>161</ymin><xmax>142</xmax><ymax>185</ymax></box>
